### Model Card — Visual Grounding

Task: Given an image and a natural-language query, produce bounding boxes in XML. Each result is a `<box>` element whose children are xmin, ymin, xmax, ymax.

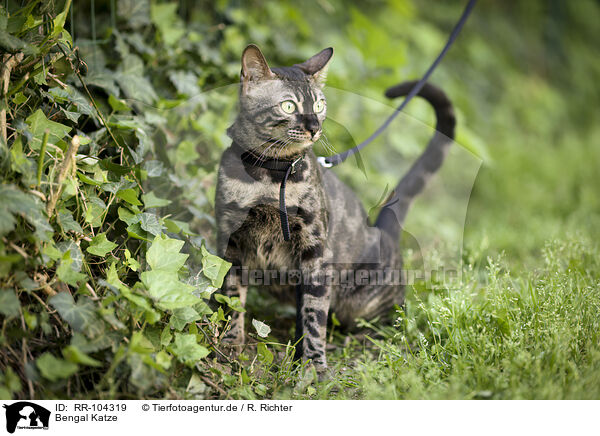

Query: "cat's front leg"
<box><xmin>296</xmin><ymin>265</ymin><xmax>331</xmax><ymax>371</ymax></box>
<box><xmin>221</xmin><ymin>266</ymin><xmax>247</xmax><ymax>348</ymax></box>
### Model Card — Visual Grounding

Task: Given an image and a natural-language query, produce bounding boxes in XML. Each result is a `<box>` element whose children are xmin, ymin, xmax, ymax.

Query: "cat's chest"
<box><xmin>216</xmin><ymin>149</ymin><xmax>328</xmax><ymax>269</ymax></box>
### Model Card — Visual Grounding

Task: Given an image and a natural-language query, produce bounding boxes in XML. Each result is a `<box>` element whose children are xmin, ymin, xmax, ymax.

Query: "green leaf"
<box><xmin>155</xmin><ymin>350</ymin><xmax>172</xmax><ymax>370</ymax></box>
<box><xmin>3</xmin><ymin>367</ymin><xmax>21</xmax><ymax>394</ymax></box>
<box><xmin>0</xmin><ymin>184</ymin><xmax>52</xmax><ymax>240</ymax></box>
<box><xmin>48</xmin><ymin>86</ymin><xmax>94</xmax><ymax>116</ymax></box>
<box><xmin>252</xmin><ymin>319</ymin><xmax>272</xmax><ymax>338</ymax></box>
<box><xmin>142</xmin><ymin>191</ymin><xmax>171</xmax><ymax>208</ymax></box>
<box><xmin>130</xmin><ymin>331</ymin><xmax>155</xmax><ymax>354</ymax></box>
<box><xmin>58</xmin><ymin>209</ymin><xmax>83</xmax><ymax>234</ymax></box>
<box><xmin>105</xmin><ymin>264</ymin><xmax>159</xmax><ymax>318</ymax></box>
<box><xmin>0</xmin><ymin>29</ymin><xmax>36</xmax><ymax>54</ymax></box>
<box><xmin>170</xmin><ymin>333</ymin><xmax>209</xmax><ymax>366</ymax></box>
<box><xmin>36</xmin><ymin>353</ymin><xmax>78</xmax><ymax>382</ymax></box>
<box><xmin>118</xmin><ymin>0</ymin><xmax>151</xmax><ymax>29</ymax></box>
<box><xmin>56</xmin><ymin>253</ymin><xmax>86</xmax><ymax>286</ymax></box>
<box><xmin>77</xmin><ymin>171</ymin><xmax>103</xmax><ymax>186</ymax></box>
<box><xmin>163</xmin><ymin>218</ymin><xmax>195</xmax><ymax>235</ymax></box>
<box><xmin>84</xmin><ymin>197</ymin><xmax>106</xmax><ymax>228</ymax></box>
<box><xmin>139</xmin><ymin>213</ymin><xmax>163</xmax><ymax>235</ymax></box>
<box><xmin>160</xmin><ymin>326</ymin><xmax>173</xmax><ymax>346</ymax></box>
<box><xmin>115</xmin><ymin>55</ymin><xmax>158</xmax><ymax>104</ymax></box>
<box><xmin>140</xmin><ymin>270</ymin><xmax>200</xmax><ymax>310</ymax></box>
<box><xmin>201</xmin><ymin>245</ymin><xmax>231</xmax><ymax>288</ymax></box>
<box><xmin>26</xmin><ymin>109</ymin><xmax>72</xmax><ymax>150</ymax></box>
<box><xmin>256</xmin><ymin>342</ymin><xmax>273</xmax><ymax>365</ymax></box>
<box><xmin>49</xmin><ymin>293</ymin><xmax>100</xmax><ymax>336</ymax></box>
<box><xmin>150</xmin><ymin>3</ymin><xmax>185</xmax><ymax>46</ymax></box>
<box><xmin>168</xmin><ymin>71</ymin><xmax>200</xmax><ymax>97</ymax></box>
<box><xmin>117</xmin><ymin>188</ymin><xmax>142</xmax><ymax>206</ymax></box>
<box><xmin>118</xmin><ymin>206</ymin><xmax>140</xmax><ymax>225</ymax></box>
<box><xmin>62</xmin><ymin>345</ymin><xmax>102</xmax><ymax>367</ymax></box>
<box><xmin>126</xmin><ymin>222</ymin><xmax>151</xmax><ymax>241</ymax></box>
<box><xmin>108</xmin><ymin>94</ymin><xmax>131</xmax><ymax>112</ymax></box>
<box><xmin>86</xmin><ymin>233</ymin><xmax>118</xmax><ymax>257</ymax></box>
<box><xmin>124</xmin><ymin>248</ymin><xmax>140</xmax><ymax>271</ymax></box>
<box><xmin>214</xmin><ymin>293</ymin><xmax>245</xmax><ymax>313</ymax></box>
<box><xmin>170</xmin><ymin>307</ymin><xmax>200</xmax><ymax>331</ymax></box>
<box><xmin>0</xmin><ymin>289</ymin><xmax>20</xmax><ymax>318</ymax></box>
<box><xmin>147</xmin><ymin>234</ymin><xmax>188</xmax><ymax>272</ymax></box>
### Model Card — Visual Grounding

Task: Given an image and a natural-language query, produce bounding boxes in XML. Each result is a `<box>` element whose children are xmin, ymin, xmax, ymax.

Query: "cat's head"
<box><xmin>229</xmin><ymin>44</ymin><xmax>333</xmax><ymax>159</ymax></box>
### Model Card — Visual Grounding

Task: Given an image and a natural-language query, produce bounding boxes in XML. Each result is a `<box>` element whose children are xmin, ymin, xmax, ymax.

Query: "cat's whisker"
<box><xmin>274</xmin><ymin>138</ymin><xmax>293</xmax><ymax>163</ymax></box>
<box><xmin>318</xmin><ymin>138</ymin><xmax>335</xmax><ymax>156</ymax></box>
<box><xmin>249</xmin><ymin>135</ymin><xmax>290</xmax><ymax>164</ymax></box>
<box><xmin>321</xmin><ymin>133</ymin><xmax>337</xmax><ymax>153</ymax></box>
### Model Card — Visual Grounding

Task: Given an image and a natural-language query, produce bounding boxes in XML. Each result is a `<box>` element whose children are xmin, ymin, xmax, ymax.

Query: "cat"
<box><xmin>215</xmin><ymin>44</ymin><xmax>455</xmax><ymax>372</ymax></box>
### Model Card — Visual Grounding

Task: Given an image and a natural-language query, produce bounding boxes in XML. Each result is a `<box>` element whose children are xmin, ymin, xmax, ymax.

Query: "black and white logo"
<box><xmin>2</xmin><ymin>402</ymin><xmax>50</xmax><ymax>434</ymax></box>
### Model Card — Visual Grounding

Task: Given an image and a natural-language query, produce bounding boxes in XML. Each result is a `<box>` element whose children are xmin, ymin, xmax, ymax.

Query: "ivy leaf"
<box><xmin>160</xmin><ymin>326</ymin><xmax>172</xmax><ymax>347</ymax></box>
<box><xmin>155</xmin><ymin>350</ymin><xmax>172</xmax><ymax>370</ymax></box>
<box><xmin>57</xmin><ymin>241</ymin><xmax>83</xmax><ymax>271</ymax></box>
<box><xmin>56</xmin><ymin>253</ymin><xmax>86</xmax><ymax>286</ymax></box>
<box><xmin>126</xmin><ymin>222</ymin><xmax>151</xmax><ymax>241</ymax></box>
<box><xmin>140</xmin><ymin>270</ymin><xmax>200</xmax><ymax>310</ymax></box>
<box><xmin>256</xmin><ymin>342</ymin><xmax>273</xmax><ymax>365</ymax></box>
<box><xmin>84</xmin><ymin>196</ymin><xmax>106</xmax><ymax>228</ymax></box>
<box><xmin>118</xmin><ymin>206</ymin><xmax>140</xmax><ymax>225</ymax></box>
<box><xmin>36</xmin><ymin>353</ymin><xmax>79</xmax><ymax>382</ymax></box>
<box><xmin>201</xmin><ymin>245</ymin><xmax>231</xmax><ymax>288</ymax></box>
<box><xmin>0</xmin><ymin>184</ymin><xmax>52</xmax><ymax>241</ymax></box>
<box><xmin>108</xmin><ymin>94</ymin><xmax>131</xmax><ymax>112</ymax></box>
<box><xmin>139</xmin><ymin>213</ymin><xmax>163</xmax><ymax>236</ymax></box>
<box><xmin>26</xmin><ymin>109</ymin><xmax>72</xmax><ymax>150</ymax></box>
<box><xmin>104</xmin><ymin>264</ymin><xmax>159</xmax><ymax>321</ymax></box>
<box><xmin>117</xmin><ymin>188</ymin><xmax>142</xmax><ymax>206</ymax></box>
<box><xmin>115</xmin><ymin>55</ymin><xmax>157</xmax><ymax>105</ymax></box>
<box><xmin>60</xmin><ymin>108</ymin><xmax>81</xmax><ymax>122</ymax></box>
<box><xmin>252</xmin><ymin>319</ymin><xmax>272</xmax><ymax>338</ymax></box>
<box><xmin>170</xmin><ymin>333</ymin><xmax>209</xmax><ymax>366</ymax></box>
<box><xmin>0</xmin><ymin>29</ymin><xmax>26</xmax><ymax>51</ymax></box>
<box><xmin>86</xmin><ymin>233</ymin><xmax>118</xmax><ymax>257</ymax></box>
<box><xmin>57</xmin><ymin>209</ymin><xmax>83</xmax><ymax>234</ymax></box>
<box><xmin>168</xmin><ymin>71</ymin><xmax>200</xmax><ymax>97</ymax></box>
<box><xmin>85</xmin><ymin>70</ymin><xmax>120</xmax><ymax>96</ymax></box>
<box><xmin>118</xmin><ymin>0</ymin><xmax>151</xmax><ymax>29</ymax></box>
<box><xmin>77</xmin><ymin>171</ymin><xmax>103</xmax><ymax>186</ymax></box>
<box><xmin>62</xmin><ymin>345</ymin><xmax>101</xmax><ymax>367</ymax></box>
<box><xmin>142</xmin><ymin>191</ymin><xmax>171</xmax><ymax>208</ymax></box>
<box><xmin>48</xmin><ymin>86</ymin><xmax>94</xmax><ymax>116</ymax></box>
<box><xmin>147</xmin><ymin>234</ymin><xmax>188</xmax><ymax>272</ymax></box>
<box><xmin>213</xmin><ymin>293</ymin><xmax>245</xmax><ymax>313</ymax></box>
<box><xmin>170</xmin><ymin>307</ymin><xmax>200</xmax><ymax>331</ymax></box>
<box><xmin>0</xmin><ymin>289</ymin><xmax>20</xmax><ymax>318</ymax></box>
<box><xmin>49</xmin><ymin>293</ymin><xmax>101</xmax><ymax>336</ymax></box>
<box><xmin>150</xmin><ymin>3</ymin><xmax>185</xmax><ymax>46</ymax></box>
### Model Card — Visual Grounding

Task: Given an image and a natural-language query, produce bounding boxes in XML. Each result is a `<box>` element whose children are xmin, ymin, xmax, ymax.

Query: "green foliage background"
<box><xmin>0</xmin><ymin>0</ymin><xmax>599</xmax><ymax>399</ymax></box>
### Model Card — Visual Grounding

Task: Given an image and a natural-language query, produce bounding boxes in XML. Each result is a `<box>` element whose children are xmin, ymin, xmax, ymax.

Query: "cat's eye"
<box><xmin>314</xmin><ymin>99</ymin><xmax>325</xmax><ymax>113</ymax></box>
<box><xmin>280</xmin><ymin>100</ymin><xmax>297</xmax><ymax>114</ymax></box>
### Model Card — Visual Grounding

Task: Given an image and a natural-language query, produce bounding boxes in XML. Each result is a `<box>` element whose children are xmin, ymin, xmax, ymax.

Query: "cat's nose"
<box><xmin>304</xmin><ymin>115</ymin><xmax>320</xmax><ymax>137</ymax></box>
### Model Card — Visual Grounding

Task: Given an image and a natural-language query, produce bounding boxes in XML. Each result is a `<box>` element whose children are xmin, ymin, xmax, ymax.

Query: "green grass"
<box><xmin>222</xmin><ymin>236</ymin><xmax>600</xmax><ymax>400</ymax></box>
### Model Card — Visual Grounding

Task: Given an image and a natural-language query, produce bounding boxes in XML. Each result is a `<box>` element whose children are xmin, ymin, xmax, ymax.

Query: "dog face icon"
<box><xmin>3</xmin><ymin>402</ymin><xmax>50</xmax><ymax>434</ymax></box>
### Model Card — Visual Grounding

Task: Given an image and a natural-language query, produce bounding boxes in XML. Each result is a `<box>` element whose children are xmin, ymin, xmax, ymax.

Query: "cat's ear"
<box><xmin>241</xmin><ymin>44</ymin><xmax>274</xmax><ymax>82</ymax></box>
<box><xmin>295</xmin><ymin>47</ymin><xmax>334</xmax><ymax>85</ymax></box>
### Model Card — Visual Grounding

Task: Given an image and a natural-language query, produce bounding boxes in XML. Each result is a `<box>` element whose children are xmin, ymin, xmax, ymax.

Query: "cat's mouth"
<box><xmin>287</xmin><ymin>129</ymin><xmax>321</xmax><ymax>146</ymax></box>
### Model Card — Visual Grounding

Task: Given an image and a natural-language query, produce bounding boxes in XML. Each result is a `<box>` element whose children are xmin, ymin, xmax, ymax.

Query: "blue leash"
<box><xmin>318</xmin><ymin>0</ymin><xmax>477</xmax><ymax>168</ymax></box>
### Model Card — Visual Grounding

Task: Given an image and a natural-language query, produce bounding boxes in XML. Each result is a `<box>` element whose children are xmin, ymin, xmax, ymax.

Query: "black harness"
<box><xmin>240</xmin><ymin>150</ymin><xmax>305</xmax><ymax>241</ymax></box>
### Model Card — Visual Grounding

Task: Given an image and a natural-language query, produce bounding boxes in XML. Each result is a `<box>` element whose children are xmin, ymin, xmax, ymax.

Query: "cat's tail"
<box><xmin>374</xmin><ymin>80</ymin><xmax>456</xmax><ymax>240</ymax></box>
